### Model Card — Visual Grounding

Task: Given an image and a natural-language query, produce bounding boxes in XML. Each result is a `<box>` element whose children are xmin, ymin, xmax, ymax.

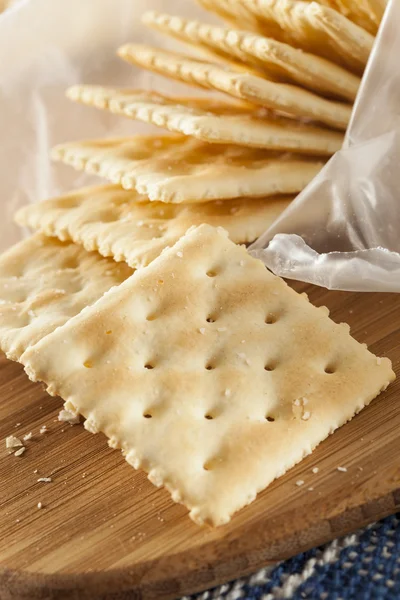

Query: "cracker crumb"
<box><xmin>33</xmin><ymin>469</ymin><xmax>38</xmax><ymax>474</ymax></box>
<box><xmin>14</xmin><ymin>447</ymin><xmax>26</xmax><ymax>457</ymax></box>
<box><xmin>23</xmin><ymin>432</ymin><xmax>33</xmax><ymax>441</ymax></box>
<box><xmin>176</xmin><ymin>251</ymin><xmax>183</xmax><ymax>258</ymax></box>
<box><xmin>302</xmin><ymin>411</ymin><xmax>311</xmax><ymax>421</ymax></box>
<box><xmin>37</xmin><ymin>477</ymin><xmax>52</xmax><ymax>483</ymax></box>
<box><xmin>312</xmin><ymin>467</ymin><xmax>319</xmax><ymax>474</ymax></box>
<box><xmin>337</xmin><ymin>466</ymin><xmax>347</xmax><ymax>472</ymax></box>
<box><xmin>308</xmin><ymin>487</ymin><xmax>314</xmax><ymax>491</ymax></box>
<box><xmin>39</xmin><ymin>425</ymin><xmax>47</xmax><ymax>434</ymax></box>
<box><xmin>58</xmin><ymin>408</ymin><xmax>79</xmax><ymax>425</ymax></box>
<box><xmin>37</xmin><ymin>502</ymin><xmax>43</xmax><ymax>509</ymax></box>
<box><xmin>296</xmin><ymin>480</ymin><xmax>304</xmax><ymax>487</ymax></box>
<box><xmin>6</xmin><ymin>435</ymin><xmax>23</xmax><ymax>449</ymax></box>
<box><xmin>15</xmin><ymin>422</ymin><xmax>21</xmax><ymax>427</ymax></box>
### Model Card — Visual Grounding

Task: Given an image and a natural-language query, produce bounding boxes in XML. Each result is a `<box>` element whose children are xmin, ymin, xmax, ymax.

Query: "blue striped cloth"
<box><xmin>187</xmin><ymin>515</ymin><xmax>400</xmax><ymax>599</ymax></box>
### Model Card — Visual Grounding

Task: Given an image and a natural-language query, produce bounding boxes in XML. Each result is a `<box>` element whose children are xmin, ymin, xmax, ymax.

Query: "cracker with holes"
<box><xmin>118</xmin><ymin>44</ymin><xmax>351</xmax><ymax>130</ymax></box>
<box><xmin>142</xmin><ymin>12</ymin><xmax>361</xmax><ymax>102</ymax></box>
<box><xmin>15</xmin><ymin>184</ymin><xmax>292</xmax><ymax>269</ymax></box>
<box><xmin>52</xmin><ymin>135</ymin><xmax>324</xmax><ymax>203</ymax></box>
<box><xmin>0</xmin><ymin>234</ymin><xmax>132</xmax><ymax>361</ymax></box>
<box><xmin>197</xmin><ymin>0</ymin><xmax>375</xmax><ymax>73</ymax></box>
<box><xmin>21</xmin><ymin>224</ymin><xmax>395</xmax><ymax>526</ymax></box>
<box><xmin>66</xmin><ymin>86</ymin><xmax>343</xmax><ymax>155</ymax></box>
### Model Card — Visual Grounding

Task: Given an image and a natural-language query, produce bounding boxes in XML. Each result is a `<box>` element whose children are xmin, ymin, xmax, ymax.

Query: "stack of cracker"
<box><xmin>0</xmin><ymin>0</ymin><xmax>394</xmax><ymax>527</ymax></box>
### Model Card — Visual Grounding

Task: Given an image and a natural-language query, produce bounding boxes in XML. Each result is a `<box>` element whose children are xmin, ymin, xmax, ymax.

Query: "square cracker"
<box><xmin>0</xmin><ymin>234</ymin><xmax>132</xmax><ymax>361</ymax></box>
<box><xmin>15</xmin><ymin>184</ymin><xmax>292</xmax><ymax>269</ymax></box>
<box><xmin>118</xmin><ymin>44</ymin><xmax>352</xmax><ymax>130</ymax></box>
<box><xmin>66</xmin><ymin>85</ymin><xmax>343</xmax><ymax>155</ymax></box>
<box><xmin>22</xmin><ymin>224</ymin><xmax>395</xmax><ymax>526</ymax></box>
<box><xmin>142</xmin><ymin>11</ymin><xmax>361</xmax><ymax>102</ymax></box>
<box><xmin>51</xmin><ymin>135</ymin><xmax>324</xmax><ymax>203</ymax></box>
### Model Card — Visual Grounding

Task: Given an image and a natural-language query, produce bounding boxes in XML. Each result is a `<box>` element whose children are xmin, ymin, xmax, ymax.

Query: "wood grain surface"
<box><xmin>1</xmin><ymin>282</ymin><xmax>399</xmax><ymax>600</ymax></box>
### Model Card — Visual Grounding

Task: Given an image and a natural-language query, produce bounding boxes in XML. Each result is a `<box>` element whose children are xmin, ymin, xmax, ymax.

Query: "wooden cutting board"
<box><xmin>1</xmin><ymin>281</ymin><xmax>400</xmax><ymax>600</ymax></box>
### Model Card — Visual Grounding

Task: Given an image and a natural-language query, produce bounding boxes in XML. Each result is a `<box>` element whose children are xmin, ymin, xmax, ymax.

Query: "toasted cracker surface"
<box><xmin>22</xmin><ymin>225</ymin><xmax>395</xmax><ymax>526</ymax></box>
<box><xmin>52</xmin><ymin>135</ymin><xmax>324</xmax><ymax>203</ymax></box>
<box><xmin>15</xmin><ymin>184</ymin><xmax>292</xmax><ymax>268</ymax></box>
<box><xmin>0</xmin><ymin>234</ymin><xmax>132</xmax><ymax>360</ymax></box>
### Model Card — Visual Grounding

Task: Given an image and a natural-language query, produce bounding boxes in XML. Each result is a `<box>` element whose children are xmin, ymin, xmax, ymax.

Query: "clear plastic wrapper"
<box><xmin>0</xmin><ymin>0</ymin><xmax>398</xmax><ymax>293</ymax></box>
<box><xmin>251</xmin><ymin>0</ymin><xmax>400</xmax><ymax>292</ymax></box>
<box><xmin>0</xmin><ymin>0</ymin><xmax>213</xmax><ymax>250</ymax></box>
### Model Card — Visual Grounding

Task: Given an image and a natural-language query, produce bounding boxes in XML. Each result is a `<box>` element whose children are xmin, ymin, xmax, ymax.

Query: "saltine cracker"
<box><xmin>142</xmin><ymin>11</ymin><xmax>360</xmax><ymax>101</ymax></box>
<box><xmin>52</xmin><ymin>135</ymin><xmax>324</xmax><ymax>203</ymax></box>
<box><xmin>118</xmin><ymin>44</ymin><xmax>352</xmax><ymax>130</ymax></box>
<box><xmin>66</xmin><ymin>85</ymin><xmax>343</xmax><ymax>155</ymax></box>
<box><xmin>15</xmin><ymin>184</ymin><xmax>293</xmax><ymax>268</ymax></box>
<box><xmin>0</xmin><ymin>235</ymin><xmax>132</xmax><ymax>360</ymax></box>
<box><xmin>22</xmin><ymin>225</ymin><xmax>395</xmax><ymax>526</ymax></box>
